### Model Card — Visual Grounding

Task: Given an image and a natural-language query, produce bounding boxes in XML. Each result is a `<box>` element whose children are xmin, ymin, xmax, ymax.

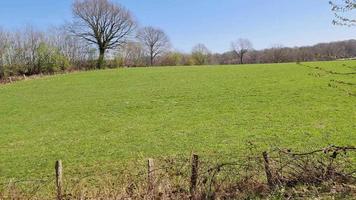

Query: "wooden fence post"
<box><xmin>190</xmin><ymin>154</ymin><xmax>199</xmax><ymax>199</ymax></box>
<box><xmin>55</xmin><ymin>160</ymin><xmax>63</xmax><ymax>200</ymax></box>
<box><xmin>262</xmin><ymin>152</ymin><xmax>275</xmax><ymax>190</ymax></box>
<box><xmin>147</xmin><ymin>158</ymin><xmax>155</xmax><ymax>193</ymax></box>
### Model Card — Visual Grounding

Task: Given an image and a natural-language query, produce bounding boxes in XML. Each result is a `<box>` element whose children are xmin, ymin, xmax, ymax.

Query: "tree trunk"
<box><xmin>240</xmin><ymin>53</ymin><xmax>244</xmax><ymax>64</ymax></box>
<box><xmin>150</xmin><ymin>51</ymin><xmax>154</xmax><ymax>66</ymax></box>
<box><xmin>97</xmin><ymin>49</ymin><xmax>105</xmax><ymax>69</ymax></box>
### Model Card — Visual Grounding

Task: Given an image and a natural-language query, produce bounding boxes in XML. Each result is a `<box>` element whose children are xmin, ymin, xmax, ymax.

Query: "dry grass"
<box><xmin>1</xmin><ymin>146</ymin><xmax>355</xmax><ymax>200</ymax></box>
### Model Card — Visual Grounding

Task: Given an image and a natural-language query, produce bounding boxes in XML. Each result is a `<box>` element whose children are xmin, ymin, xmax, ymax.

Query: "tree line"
<box><xmin>0</xmin><ymin>0</ymin><xmax>355</xmax><ymax>79</ymax></box>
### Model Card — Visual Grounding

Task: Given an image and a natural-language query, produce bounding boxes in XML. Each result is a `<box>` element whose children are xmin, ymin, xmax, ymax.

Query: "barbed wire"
<box><xmin>1</xmin><ymin>145</ymin><xmax>355</xmax><ymax>199</ymax></box>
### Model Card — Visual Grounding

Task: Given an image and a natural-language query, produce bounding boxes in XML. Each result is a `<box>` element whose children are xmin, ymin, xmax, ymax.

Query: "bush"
<box><xmin>36</xmin><ymin>43</ymin><xmax>70</xmax><ymax>74</ymax></box>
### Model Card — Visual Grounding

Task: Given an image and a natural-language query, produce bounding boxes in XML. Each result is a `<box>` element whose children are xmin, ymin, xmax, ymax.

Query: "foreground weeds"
<box><xmin>1</xmin><ymin>145</ymin><xmax>355</xmax><ymax>199</ymax></box>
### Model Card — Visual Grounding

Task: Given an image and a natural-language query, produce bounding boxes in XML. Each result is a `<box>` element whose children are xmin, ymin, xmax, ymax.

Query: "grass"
<box><xmin>0</xmin><ymin>61</ymin><xmax>355</xmax><ymax>180</ymax></box>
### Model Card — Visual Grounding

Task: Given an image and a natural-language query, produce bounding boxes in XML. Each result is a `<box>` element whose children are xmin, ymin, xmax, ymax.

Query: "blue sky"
<box><xmin>0</xmin><ymin>0</ymin><xmax>355</xmax><ymax>53</ymax></box>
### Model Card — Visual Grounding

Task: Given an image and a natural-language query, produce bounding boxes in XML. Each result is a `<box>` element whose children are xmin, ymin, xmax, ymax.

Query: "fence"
<box><xmin>1</xmin><ymin>145</ymin><xmax>355</xmax><ymax>200</ymax></box>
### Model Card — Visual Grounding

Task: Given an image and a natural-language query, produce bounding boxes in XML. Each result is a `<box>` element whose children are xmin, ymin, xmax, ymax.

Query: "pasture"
<box><xmin>0</xmin><ymin>61</ymin><xmax>355</xmax><ymax>180</ymax></box>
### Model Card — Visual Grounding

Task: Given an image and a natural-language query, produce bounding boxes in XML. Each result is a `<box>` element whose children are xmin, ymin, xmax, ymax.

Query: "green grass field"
<box><xmin>0</xmin><ymin>61</ymin><xmax>355</xmax><ymax>180</ymax></box>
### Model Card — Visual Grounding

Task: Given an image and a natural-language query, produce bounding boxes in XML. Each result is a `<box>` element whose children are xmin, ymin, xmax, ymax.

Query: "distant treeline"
<box><xmin>0</xmin><ymin>25</ymin><xmax>355</xmax><ymax>80</ymax></box>
<box><xmin>157</xmin><ymin>40</ymin><xmax>356</xmax><ymax>66</ymax></box>
<box><xmin>0</xmin><ymin>0</ymin><xmax>355</xmax><ymax>80</ymax></box>
<box><xmin>215</xmin><ymin>40</ymin><xmax>356</xmax><ymax>64</ymax></box>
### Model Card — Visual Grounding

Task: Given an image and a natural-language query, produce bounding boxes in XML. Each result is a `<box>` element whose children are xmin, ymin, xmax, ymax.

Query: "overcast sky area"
<box><xmin>0</xmin><ymin>0</ymin><xmax>355</xmax><ymax>53</ymax></box>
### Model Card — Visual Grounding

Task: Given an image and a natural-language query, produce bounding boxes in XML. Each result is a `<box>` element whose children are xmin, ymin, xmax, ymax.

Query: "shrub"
<box><xmin>36</xmin><ymin>43</ymin><xmax>70</xmax><ymax>74</ymax></box>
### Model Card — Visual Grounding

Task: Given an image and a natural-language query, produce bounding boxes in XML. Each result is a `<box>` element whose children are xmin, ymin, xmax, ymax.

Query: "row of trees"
<box><xmin>0</xmin><ymin>26</ymin><xmax>95</xmax><ymax>79</ymax></box>
<box><xmin>115</xmin><ymin>39</ymin><xmax>356</xmax><ymax>67</ymax></box>
<box><xmin>1</xmin><ymin>24</ymin><xmax>355</xmax><ymax>79</ymax></box>
<box><xmin>0</xmin><ymin>0</ymin><xmax>172</xmax><ymax>79</ymax></box>
<box><xmin>223</xmin><ymin>39</ymin><xmax>356</xmax><ymax>64</ymax></box>
<box><xmin>0</xmin><ymin>0</ymin><xmax>355</xmax><ymax>79</ymax></box>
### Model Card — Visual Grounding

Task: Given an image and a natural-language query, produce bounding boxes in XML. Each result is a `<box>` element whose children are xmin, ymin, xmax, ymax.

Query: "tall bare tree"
<box><xmin>231</xmin><ymin>38</ymin><xmax>253</xmax><ymax>64</ymax></box>
<box><xmin>137</xmin><ymin>27</ymin><xmax>170</xmax><ymax>66</ymax></box>
<box><xmin>70</xmin><ymin>0</ymin><xmax>135</xmax><ymax>69</ymax></box>
<box><xmin>191</xmin><ymin>43</ymin><xmax>211</xmax><ymax>65</ymax></box>
<box><xmin>330</xmin><ymin>0</ymin><xmax>355</xmax><ymax>26</ymax></box>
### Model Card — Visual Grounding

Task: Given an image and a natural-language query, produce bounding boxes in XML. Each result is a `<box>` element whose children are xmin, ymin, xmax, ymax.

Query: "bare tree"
<box><xmin>137</xmin><ymin>27</ymin><xmax>170</xmax><ymax>66</ymax></box>
<box><xmin>70</xmin><ymin>0</ymin><xmax>135</xmax><ymax>69</ymax></box>
<box><xmin>268</xmin><ymin>44</ymin><xmax>286</xmax><ymax>63</ymax></box>
<box><xmin>117</xmin><ymin>41</ymin><xmax>145</xmax><ymax>67</ymax></box>
<box><xmin>0</xmin><ymin>28</ymin><xmax>8</xmax><ymax>78</ymax></box>
<box><xmin>330</xmin><ymin>0</ymin><xmax>355</xmax><ymax>26</ymax></box>
<box><xmin>191</xmin><ymin>43</ymin><xmax>211</xmax><ymax>65</ymax></box>
<box><xmin>231</xmin><ymin>38</ymin><xmax>253</xmax><ymax>64</ymax></box>
<box><xmin>47</xmin><ymin>26</ymin><xmax>91</xmax><ymax>64</ymax></box>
